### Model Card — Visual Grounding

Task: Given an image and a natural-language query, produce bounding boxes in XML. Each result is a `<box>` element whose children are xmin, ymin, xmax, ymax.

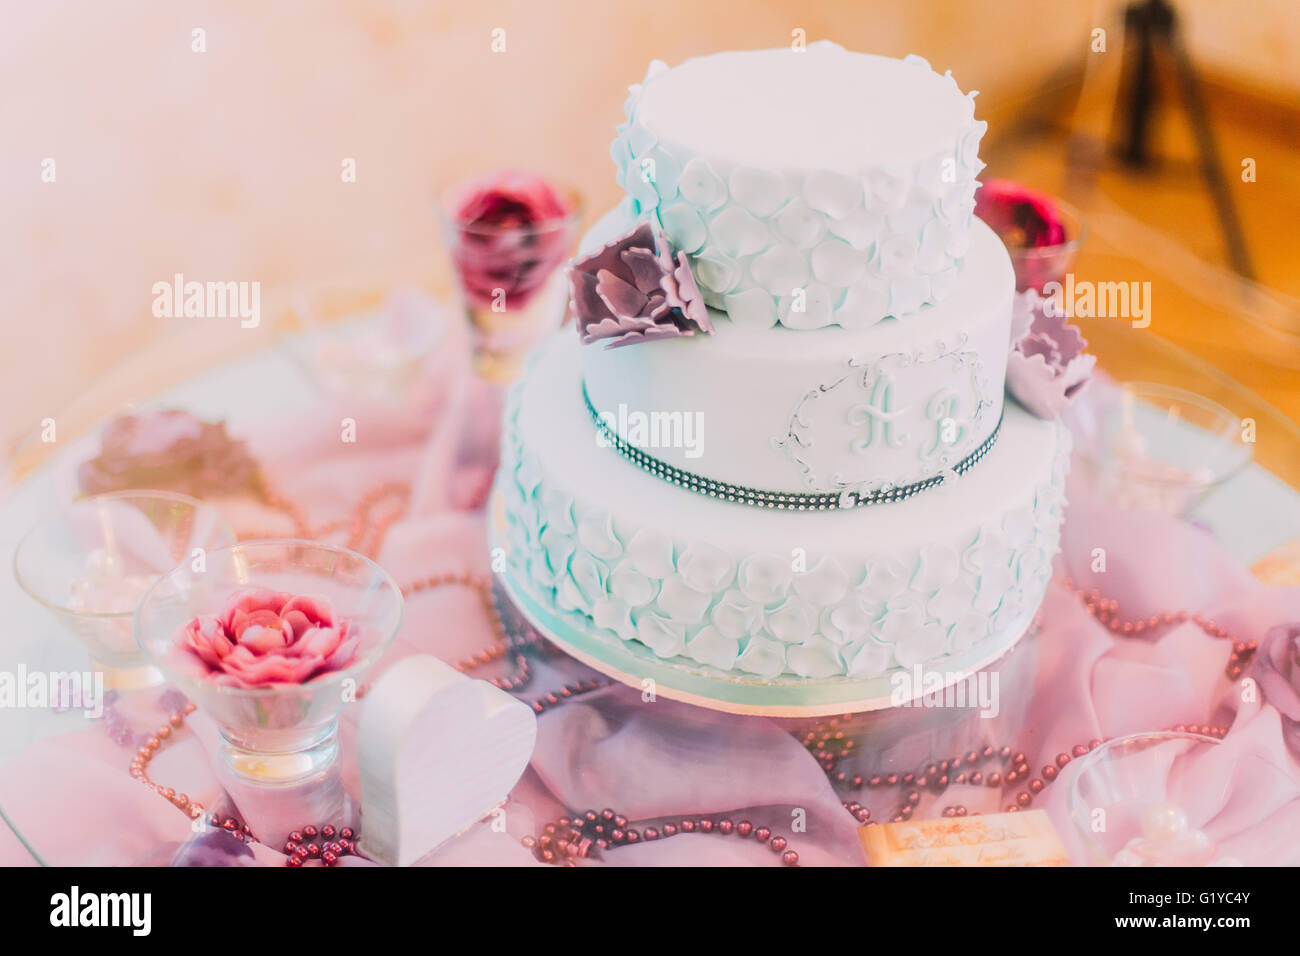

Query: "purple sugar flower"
<box><xmin>1006</xmin><ymin>290</ymin><xmax>1095</xmax><ymax>419</ymax></box>
<box><xmin>568</xmin><ymin>222</ymin><xmax>712</xmax><ymax>349</ymax></box>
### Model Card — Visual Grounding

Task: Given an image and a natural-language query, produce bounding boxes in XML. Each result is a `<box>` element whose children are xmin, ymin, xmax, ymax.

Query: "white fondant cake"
<box><xmin>581</xmin><ymin>207</ymin><xmax>1013</xmax><ymax>496</ymax></box>
<box><xmin>494</xmin><ymin>45</ymin><xmax>1071</xmax><ymax>687</ymax></box>
<box><xmin>612</xmin><ymin>43</ymin><xmax>987</xmax><ymax>330</ymax></box>
<box><xmin>501</xmin><ymin>336</ymin><xmax>1067</xmax><ymax>680</ymax></box>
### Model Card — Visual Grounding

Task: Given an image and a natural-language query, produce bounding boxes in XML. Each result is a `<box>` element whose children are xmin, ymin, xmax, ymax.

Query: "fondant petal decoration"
<box><xmin>842</xmin><ymin>639</ymin><xmax>891</xmax><ymax>679</ymax></box>
<box><xmin>634</xmin><ymin>610</ymin><xmax>687</xmax><ymax>658</ymax></box>
<box><xmin>576</xmin><ymin>510</ymin><xmax>623</xmax><ymax>562</ymax></box>
<box><xmin>710</xmin><ymin>590</ymin><xmax>763</xmax><ymax>640</ymax></box>
<box><xmin>592</xmin><ymin>597</ymin><xmax>637</xmax><ymax>642</ymax></box>
<box><xmin>654</xmin><ymin>576</ymin><xmax>714</xmax><ymax>624</ymax></box>
<box><xmin>735</xmin><ymin>634</ymin><xmax>787</xmax><ymax>679</ymax></box>
<box><xmin>823</xmin><ymin>602</ymin><xmax>872</xmax><ymax>645</ymax></box>
<box><xmin>786</xmin><ymin>637</ymin><xmax>844</xmax><ymax>679</ymax></box>
<box><xmin>625</xmin><ymin>526</ymin><xmax>676</xmax><ymax>578</ymax></box>
<box><xmin>894</xmin><ymin>620</ymin><xmax>948</xmax><ymax>667</ymax></box>
<box><xmin>736</xmin><ymin>554</ymin><xmax>794</xmax><ymax>606</ymax></box>
<box><xmin>912</xmin><ymin>544</ymin><xmax>960</xmax><ymax>594</ymax></box>
<box><xmin>685</xmin><ymin>625</ymin><xmax>740</xmax><ymax>671</ymax></box>
<box><xmin>793</xmin><ymin>556</ymin><xmax>851</xmax><ymax>605</ymax></box>
<box><xmin>677</xmin><ymin>541</ymin><xmax>736</xmax><ymax>593</ymax></box>
<box><xmin>765</xmin><ymin>598</ymin><xmax>819</xmax><ymax>644</ymax></box>
<box><xmin>609</xmin><ymin>560</ymin><xmax>658</xmax><ymax>608</ymax></box>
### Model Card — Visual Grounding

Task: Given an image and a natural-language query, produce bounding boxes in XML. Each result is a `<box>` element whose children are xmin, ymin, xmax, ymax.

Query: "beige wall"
<box><xmin>6</xmin><ymin>0</ymin><xmax>1269</xmax><ymax>454</ymax></box>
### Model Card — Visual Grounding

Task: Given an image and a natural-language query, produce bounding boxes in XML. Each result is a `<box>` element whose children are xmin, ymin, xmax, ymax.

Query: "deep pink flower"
<box><xmin>975</xmin><ymin>179</ymin><xmax>1066</xmax><ymax>249</ymax></box>
<box><xmin>976</xmin><ymin>179</ymin><xmax>1078</xmax><ymax>292</ymax></box>
<box><xmin>569</xmin><ymin>222</ymin><xmax>712</xmax><ymax>349</ymax></box>
<box><xmin>1006</xmin><ymin>291</ymin><xmax>1095</xmax><ymax>419</ymax></box>
<box><xmin>173</xmin><ymin>588</ymin><xmax>360</xmax><ymax>688</ymax></box>
<box><xmin>446</xmin><ymin>169</ymin><xmax>575</xmax><ymax>310</ymax></box>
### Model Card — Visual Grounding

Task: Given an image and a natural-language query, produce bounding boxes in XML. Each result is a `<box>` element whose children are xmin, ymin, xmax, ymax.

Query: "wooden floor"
<box><xmin>983</xmin><ymin>71</ymin><xmax>1300</xmax><ymax>447</ymax></box>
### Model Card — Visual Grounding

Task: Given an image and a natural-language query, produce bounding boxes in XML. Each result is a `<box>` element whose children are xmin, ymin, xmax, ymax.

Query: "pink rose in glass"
<box><xmin>1005</xmin><ymin>290</ymin><xmax>1095</xmax><ymax>419</ymax></box>
<box><xmin>445</xmin><ymin>169</ymin><xmax>576</xmax><ymax>310</ymax></box>
<box><xmin>172</xmin><ymin>588</ymin><xmax>361</xmax><ymax>688</ymax></box>
<box><xmin>976</xmin><ymin>179</ymin><xmax>1066</xmax><ymax>248</ymax></box>
<box><xmin>975</xmin><ymin>179</ymin><xmax>1081</xmax><ymax>292</ymax></box>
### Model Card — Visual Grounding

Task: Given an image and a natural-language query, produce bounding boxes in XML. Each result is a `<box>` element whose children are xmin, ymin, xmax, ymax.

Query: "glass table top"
<box><xmin>2</xmin><ymin>277</ymin><xmax>1298</xmax><ymax>865</ymax></box>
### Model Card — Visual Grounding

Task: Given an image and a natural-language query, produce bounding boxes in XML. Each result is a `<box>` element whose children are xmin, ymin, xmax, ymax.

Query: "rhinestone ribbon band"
<box><xmin>583</xmin><ymin>385</ymin><xmax>1002</xmax><ymax>511</ymax></box>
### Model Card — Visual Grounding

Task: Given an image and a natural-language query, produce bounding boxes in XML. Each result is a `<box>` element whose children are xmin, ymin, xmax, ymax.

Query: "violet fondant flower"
<box><xmin>446</xmin><ymin>169</ymin><xmax>576</xmax><ymax>309</ymax></box>
<box><xmin>172</xmin><ymin>588</ymin><xmax>361</xmax><ymax>688</ymax></box>
<box><xmin>568</xmin><ymin>222</ymin><xmax>712</xmax><ymax>349</ymax></box>
<box><xmin>1005</xmin><ymin>290</ymin><xmax>1095</xmax><ymax>419</ymax></box>
<box><xmin>79</xmin><ymin>409</ymin><xmax>262</xmax><ymax>499</ymax></box>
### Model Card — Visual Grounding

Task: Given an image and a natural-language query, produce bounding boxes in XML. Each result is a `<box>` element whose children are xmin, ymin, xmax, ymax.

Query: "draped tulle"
<box><xmin>6</xmin><ymin>320</ymin><xmax>1299</xmax><ymax>866</ymax></box>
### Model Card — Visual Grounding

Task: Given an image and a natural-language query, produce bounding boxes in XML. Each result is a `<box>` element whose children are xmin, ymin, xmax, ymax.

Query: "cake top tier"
<box><xmin>610</xmin><ymin>43</ymin><xmax>987</xmax><ymax>331</ymax></box>
<box><xmin>633</xmin><ymin>45</ymin><xmax>978</xmax><ymax>173</ymax></box>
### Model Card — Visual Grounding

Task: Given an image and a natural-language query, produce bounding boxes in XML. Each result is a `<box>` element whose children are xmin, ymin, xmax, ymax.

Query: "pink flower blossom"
<box><xmin>173</xmin><ymin>588</ymin><xmax>361</xmax><ymax>688</ymax></box>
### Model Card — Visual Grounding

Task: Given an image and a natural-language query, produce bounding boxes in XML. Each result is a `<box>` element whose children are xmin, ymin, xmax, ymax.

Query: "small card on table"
<box><xmin>859</xmin><ymin>809</ymin><xmax>1070</xmax><ymax>867</ymax></box>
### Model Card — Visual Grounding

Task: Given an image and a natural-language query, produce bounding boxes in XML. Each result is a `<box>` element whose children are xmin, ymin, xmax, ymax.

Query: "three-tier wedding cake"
<box><xmin>494</xmin><ymin>43</ymin><xmax>1072</xmax><ymax>695</ymax></box>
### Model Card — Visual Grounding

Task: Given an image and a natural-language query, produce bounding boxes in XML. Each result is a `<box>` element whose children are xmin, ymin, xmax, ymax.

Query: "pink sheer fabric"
<box><xmin>4</xmin><ymin>324</ymin><xmax>1299</xmax><ymax>866</ymax></box>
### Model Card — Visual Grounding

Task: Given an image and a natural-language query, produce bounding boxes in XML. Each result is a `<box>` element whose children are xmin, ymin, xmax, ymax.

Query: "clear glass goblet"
<box><xmin>1067</xmin><ymin>380</ymin><xmax>1253</xmax><ymax>515</ymax></box>
<box><xmin>1069</xmin><ymin>731</ymin><xmax>1299</xmax><ymax>866</ymax></box>
<box><xmin>439</xmin><ymin>186</ymin><xmax>582</xmax><ymax>383</ymax></box>
<box><xmin>13</xmin><ymin>490</ymin><xmax>237</xmax><ymax>690</ymax></box>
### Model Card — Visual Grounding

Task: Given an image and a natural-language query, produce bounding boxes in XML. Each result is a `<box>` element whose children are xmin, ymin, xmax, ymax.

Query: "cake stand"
<box><xmin>487</xmin><ymin>492</ymin><xmax>1040</xmax><ymax>718</ymax></box>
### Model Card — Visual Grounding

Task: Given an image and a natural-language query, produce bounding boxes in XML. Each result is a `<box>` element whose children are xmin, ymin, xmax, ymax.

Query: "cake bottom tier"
<box><xmin>496</xmin><ymin>333</ymin><xmax>1069</xmax><ymax>684</ymax></box>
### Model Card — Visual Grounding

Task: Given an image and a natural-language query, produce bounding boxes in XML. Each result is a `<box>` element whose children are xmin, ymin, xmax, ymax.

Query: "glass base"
<box><xmin>91</xmin><ymin>659</ymin><xmax>165</xmax><ymax>691</ymax></box>
<box><xmin>472</xmin><ymin>348</ymin><xmax>526</xmax><ymax>384</ymax></box>
<box><xmin>218</xmin><ymin>721</ymin><xmax>339</xmax><ymax>786</ymax></box>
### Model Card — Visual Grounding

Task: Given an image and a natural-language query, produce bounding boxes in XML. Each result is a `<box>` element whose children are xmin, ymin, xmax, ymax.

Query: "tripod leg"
<box><xmin>1120</xmin><ymin>0</ymin><xmax>1160</xmax><ymax>167</ymax></box>
<box><xmin>1167</xmin><ymin>14</ymin><xmax>1256</xmax><ymax>279</ymax></box>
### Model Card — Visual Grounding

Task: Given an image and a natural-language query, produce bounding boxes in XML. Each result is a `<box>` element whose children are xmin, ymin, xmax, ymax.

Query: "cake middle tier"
<box><xmin>581</xmin><ymin>212</ymin><xmax>1014</xmax><ymax>496</ymax></box>
<box><xmin>499</xmin><ymin>331</ymin><xmax>1069</xmax><ymax>683</ymax></box>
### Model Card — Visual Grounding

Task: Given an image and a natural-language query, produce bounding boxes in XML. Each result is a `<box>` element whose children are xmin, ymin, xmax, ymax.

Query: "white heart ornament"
<box><xmin>358</xmin><ymin>655</ymin><xmax>537</xmax><ymax>866</ymax></box>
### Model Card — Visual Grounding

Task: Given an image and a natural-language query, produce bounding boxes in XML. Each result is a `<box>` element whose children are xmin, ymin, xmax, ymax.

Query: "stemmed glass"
<box><xmin>1069</xmin><ymin>731</ymin><xmax>1299</xmax><ymax>865</ymax></box>
<box><xmin>14</xmin><ymin>490</ymin><xmax>237</xmax><ymax>689</ymax></box>
<box><xmin>439</xmin><ymin>184</ymin><xmax>582</xmax><ymax>382</ymax></box>
<box><xmin>1067</xmin><ymin>380</ymin><xmax>1253</xmax><ymax>514</ymax></box>
<box><xmin>134</xmin><ymin>539</ymin><xmax>403</xmax><ymax>786</ymax></box>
